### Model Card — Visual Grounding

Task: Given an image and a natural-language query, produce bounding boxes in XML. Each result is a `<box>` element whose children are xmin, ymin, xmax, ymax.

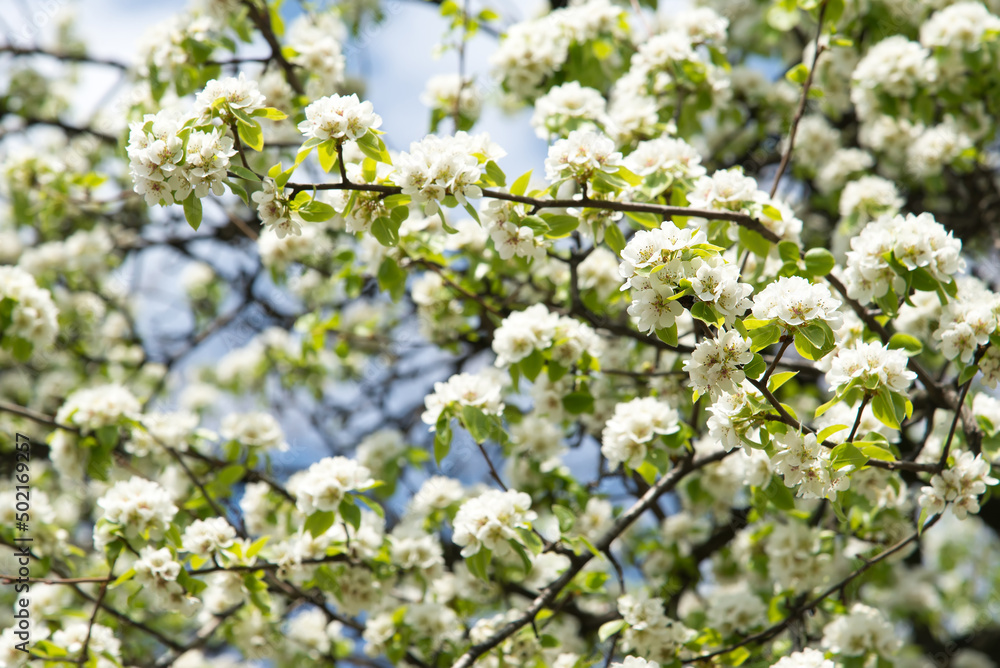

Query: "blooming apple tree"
<box><xmin>2</xmin><ymin>0</ymin><xmax>1000</xmax><ymax>667</ymax></box>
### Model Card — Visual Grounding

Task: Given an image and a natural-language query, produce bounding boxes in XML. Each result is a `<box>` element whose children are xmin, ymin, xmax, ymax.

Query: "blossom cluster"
<box><xmin>95</xmin><ymin>476</ymin><xmax>178</xmax><ymax>547</ymax></box>
<box><xmin>492</xmin><ymin>304</ymin><xmax>602</xmax><ymax>367</ymax></box>
<box><xmin>617</xmin><ymin>593</ymin><xmax>694</xmax><ymax>663</ymax></box>
<box><xmin>452</xmin><ymin>489</ymin><xmax>537</xmax><ymax>557</ymax></box>
<box><xmin>490</xmin><ymin>0</ymin><xmax>627</xmax><ymax>96</ymax></box>
<box><xmin>55</xmin><ymin>384</ymin><xmax>140</xmax><ymax>433</ymax></box>
<box><xmin>825</xmin><ymin>341</ymin><xmax>917</xmax><ymax>398</ymax></box>
<box><xmin>290</xmin><ymin>456</ymin><xmax>377</xmax><ymax>515</ymax></box>
<box><xmin>619</xmin><ymin>221</ymin><xmax>751</xmax><ymax>333</ymax></box>
<box><xmin>127</xmin><ymin>108</ymin><xmax>235</xmax><ymax>207</ymax></box>
<box><xmin>751</xmin><ymin>276</ymin><xmax>843</xmax><ymax>329</ymax></box>
<box><xmin>601</xmin><ymin>397</ymin><xmax>681</xmax><ymax>470</ymax></box>
<box><xmin>0</xmin><ymin>265</ymin><xmax>59</xmax><ymax>351</ymax></box>
<box><xmin>298</xmin><ymin>93</ymin><xmax>382</xmax><ymax>143</ymax></box>
<box><xmin>395</xmin><ymin>132</ymin><xmax>505</xmax><ymax>213</ymax></box>
<box><xmin>683</xmin><ymin>331</ymin><xmax>754</xmax><ymax>399</ymax></box>
<box><xmin>919</xmin><ymin>451</ymin><xmax>999</xmax><ymax>519</ymax></box>
<box><xmin>544</xmin><ymin>129</ymin><xmax>622</xmax><ymax>184</ymax></box>
<box><xmin>843</xmin><ymin>212</ymin><xmax>964</xmax><ymax>304</ymax></box>
<box><xmin>421</xmin><ymin>371</ymin><xmax>505</xmax><ymax>426</ymax></box>
<box><xmin>771</xmin><ymin>430</ymin><xmax>850</xmax><ymax>500</ymax></box>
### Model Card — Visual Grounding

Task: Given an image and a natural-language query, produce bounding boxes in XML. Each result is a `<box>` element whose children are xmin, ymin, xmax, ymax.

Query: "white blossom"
<box><xmin>687</xmin><ymin>168</ymin><xmax>758</xmax><ymax>213</ymax></box>
<box><xmin>194</xmin><ymin>73</ymin><xmax>267</xmax><ymax>124</ymax></box>
<box><xmin>0</xmin><ymin>265</ymin><xmax>59</xmax><ymax>350</ymax></box>
<box><xmin>421</xmin><ymin>371</ymin><xmax>505</xmax><ymax>426</ymax></box>
<box><xmin>298</xmin><ymin>94</ymin><xmax>381</xmax><ymax>142</ymax></box>
<box><xmin>770</xmin><ymin>648</ymin><xmax>834</xmax><ymax>668</ymax></box>
<box><xmin>182</xmin><ymin>517</ymin><xmax>236</xmax><ymax>556</ymax></box>
<box><xmin>684</xmin><ymin>330</ymin><xmax>754</xmax><ymax>398</ymax></box>
<box><xmin>56</xmin><ymin>384</ymin><xmax>139</xmax><ymax>432</ymax></box>
<box><xmin>452</xmin><ymin>489</ymin><xmax>537</xmax><ymax>557</ymax></box>
<box><xmin>290</xmin><ymin>457</ymin><xmax>376</xmax><ymax>515</ymax></box>
<box><xmin>544</xmin><ymin>129</ymin><xmax>622</xmax><ymax>184</ymax></box>
<box><xmin>821</xmin><ymin>603</ymin><xmax>901</xmax><ymax>656</ymax></box>
<box><xmin>919</xmin><ymin>451</ymin><xmax>998</xmax><ymax>519</ymax></box>
<box><xmin>221</xmin><ymin>412</ymin><xmax>288</xmax><ymax>451</ymax></box>
<box><xmin>825</xmin><ymin>341</ymin><xmax>917</xmax><ymax>396</ymax></box>
<box><xmin>752</xmin><ymin>276</ymin><xmax>843</xmax><ymax>328</ymax></box>
<box><xmin>601</xmin><ymin>397</ymin><xmax>681</xmax><ymax>470</ymax></box>
<box><xmin>97</xmin><ymin>476</ymin><xmax>178</xmax><ymax>543</ymax></box>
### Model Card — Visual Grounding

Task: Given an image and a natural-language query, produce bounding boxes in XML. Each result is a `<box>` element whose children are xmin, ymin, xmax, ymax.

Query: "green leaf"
<box><xmin>516</xmin><ymin>526</ymin><xmax>544</xmax><ymax>555</ymax></box>
<box><xmin>655</xmin><ymin>324</ymin><xmax>678</xmax><ymax>347</ymax></box>
<box><xmin>216</xmin><ymin>464</ymin><xmax>245</xmax><ymax>486</ymax></box>
<box><xmin>246</xmin><ymin>536</ymin><xmax>270</xmax><ymax>558</ymax></box>
<box><xmin>817</xmin><ymin>424</ymin><xmax>849</xmax><ymax>442</ymax></box>
<box><xmin>874</xmin><ymin>286</ymin><xmax>899</xmax><ymax>318</ymax></box>
<box><xmin>434</xmin><ymin>416</ymin><xmax>452</xmax><ymax>465</ymax></box>
<box><xmin>743</xmin><ymin>352</ymin><xmax>766</xmax><ymax>380</ymax></box>
<box><xmin>110</xmin><ymin>568</ymin><xmax>136</xmax><ymax>589</ymax></box>
<box><xmin>371</xmin><ymin>217</ymin><xmax>401</xmax><ymax>246</ymax></box>
<box><xmin>785</xmin><ymin>63</ymin><xmax>810</xmax><ymax>85</ymax></box>
<box><xmin>508</xmin><ymin>539</ymin><xmax>533</xmax><ymax>572</ymax></box>
<box><xmin>750</xmin><ymin>323</ymin><xmax>782</xmax><ymax>352</ymax></box>
<box><xmin>830</xmin><ymin>442</ymin><xmax>868</xmax><ymax>470</ymax></box>
<box><xmin>635</xmin><ymin>460</ymin><xmax>658</xmax><ymax>485</ymax></box>
<box><xmin>183</xmin><ymin>195</ymin><xmax>203</xmax><ymax>231</ymax></box>
<box><xmin>562</xmin><ymin>390</ymin><xmax>595</xmax><ymax>415</ymax></box>
<box><xmin>778</xmin><ymin>241</ymin><xmax>800</xmax><ymax>263</ymax></box>
<box><xmin>958</xmin><ymin>363</ymin><xmax>979</xmax><ymax>386</ymax></box>
<box><xmin>485</xmin><ymin>160</ymin><xmax>506</xmax><ymax>187</ymax></box>
<box><xmin>888</xmin><ymin>332</ymin><xmax>923</xmax><ymax>356</ymax></box>
<box><xmin>297</xmin><ymin>199</ymin><xmax>337</xmax><ymax>222</ymax></box>
<box><xmin>553</xmin><ymin>504</ymin><xmax>575</xmax><ymax>532</ymax></box>
<box><xmin>910</xmin><ymin>267</ymin><xmax>938</xmax><ymax>292</ymax></box>
<box><xmin>605</xmin><ymin>223</ymin><xmax>626</xmax><ymax>255</ymax></box>
<box><xmin>177</xmin><ymin>569</ymin><xmax>207</xmax><ymax>596</ymax></box>
<box><xmin>377</xmin><ymin>257</ymin><xmax>407</xmax><ymax>301</ymax></box>
<box><xmin>857</xmin><ymin>442</ymin><xmax>896</xmax><ymax>462</ymax></box>
<box><xmin>541</xmin><ymin>214</ymin><xmax>579</xmax><ymax>238</ymax></box>
<box><xmin>765</xmin><ymin>476</ymin><xmax>796</xmax><ymax>510</ymax></box>
<box><xmin>871</xmin><ymin>390</ymin><xmax>900</xmax><ymax>430</ymax></box>
<box><xmin>917</xmin><ymin>507</ymin><xmax>931</xmax><ymax>535</ymax></box>
<box><xmin>305</xmin><ymin>510</ymin><xmax>336</xmax><ymax>537</ymax></box>
<box><xmin>761</xmin><ymin>204</ymin><xmax>783</xmax><ymax>221</ymax></box>
<box><xmin>739</xmin><ymin>225</ymin><xmax>771</xmax><ymax>257</ymax></box>
<box><xmin>253</xmin><ymin>106</ymin><xmax>288</xmax><ymax>120</ymax></box>
<box><xmin>227</xmin><ymin>179</ymin><xmax>250</xmax><ymax>206</ymax></box>
<box><xmin>357</xmin><ymin>132</ymin><xmax>392</xmax><ymax>163</ymax></box>
<box><xmin>461</xmin><ymin>405</ymin><xmax>493</xmax><ymax>443</ymax></box>
<box><xmin>725</xmin><ymin>646</ymin><xmax>751</xmax><ymax>667</ymax></box>
<box><xmin>803</xmin><ymin>248</ymin><xmax>835</xmax><ymax>277</ymax></box>
<box><xmin>237</xmin><ymin>119</ymin><xmax>264</xmax><ymax>151</ymax></box>
<box><xmin>520</xmin><ymin>348</ymin><xmax>544</xmax><ymax>381</ymax></box>
<box><xmin>339</xmin><ymin>497</ymin><xmax>362</xmax><ymax>531</ymax></box>
<box><xmin>598</xmin><ymin>619</ymin><xmax>627</xmax><ymax>642</ymax></box>
<box><xmin>510</xmin><ymin>170</ymin><xmax>532</xmax><ymax>196</ymax></box>
<box><xmin>466</xmin><ymin>547</ymin><xmax>491</xmax><ymax>581</ymax></box>
<box><xmin>815</xmin><ymin>394</ymin><xmax>841</xmax><ymax>419</ymax></box>
<box><xmin>691</xmin><ymin>301</ymin><xmax>722</xmax><ymax>327</ymax></box>
<box><xmin>317</xmin><ymin>139</ymin><xmax>338</xmax><ymax>173</ymax></box>
<box><xmin>798</xmin><ymin>322</ymin><xmax>829</xmax><ymax>349</ymax></box>
<box><xmin>230</xmin><ymin>164</ymin><xmax>260</xmax><ymax>182</ymax></box>
<box><xmin>768</xmin><ymin>371</ymin><xmax>798</xmax><ymax>392</ymax></box>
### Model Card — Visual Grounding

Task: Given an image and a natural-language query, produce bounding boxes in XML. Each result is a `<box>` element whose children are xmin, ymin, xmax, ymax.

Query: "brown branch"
<box><xmin>0</xmin><ymin>45</ymin><xmax>128</xmax><ymax>69</ymax></box>
<box><xmin>684</xmin><ymin>513</ymin><xmax>941</xmax><ymax>663</ymax></box>
<box><xmin>241</xmin><ymin>0</ymin><xmax>304</xmax><ymax>95</ymax></box>
<box><xmin>769</xmin><ymin>0</ymin><xmax>828</xmax><ymax>198</ymax></box>
<box><xmin>451</xmin><ymin>449</ymin><xmax>733</xmax><ymax>668</ymax></box>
